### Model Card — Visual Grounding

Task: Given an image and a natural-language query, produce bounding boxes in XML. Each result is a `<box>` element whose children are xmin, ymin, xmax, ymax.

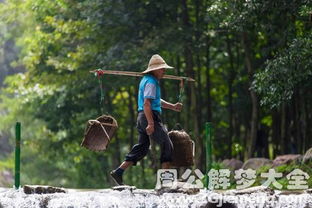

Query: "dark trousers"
<box><xmin>125</xmin><ymin>111</ymin><xmax>173</xmax><ymax>165</ymax></box>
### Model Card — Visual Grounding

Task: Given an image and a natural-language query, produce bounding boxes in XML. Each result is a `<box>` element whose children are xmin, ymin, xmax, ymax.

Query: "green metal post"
<box><xmin>15</xmin><ymin>122</ymin><xmax>21</xmax><ymax>189</ymax></box>
<box><xmin>205</xmin><ymin>122</ymin><xmax>212</xmax><ymax>189</ymax></box>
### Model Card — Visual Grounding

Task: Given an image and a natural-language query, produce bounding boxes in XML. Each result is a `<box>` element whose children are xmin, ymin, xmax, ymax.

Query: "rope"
<box><xmin>178</xmin><ymin>78</ymin><xmax>186</xmax><ymax>103</ymax></box>
<box><xmin>94</xmin><ymin>69</ymin><xmax>105</xmax><ymax>113</ymax></box>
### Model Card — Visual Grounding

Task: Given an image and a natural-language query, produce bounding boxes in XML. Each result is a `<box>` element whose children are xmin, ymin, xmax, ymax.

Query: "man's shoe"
<box><xmin>110</xmin><ymin>170</ymin><xmax>124</xmax><ymax>185</ymax></box>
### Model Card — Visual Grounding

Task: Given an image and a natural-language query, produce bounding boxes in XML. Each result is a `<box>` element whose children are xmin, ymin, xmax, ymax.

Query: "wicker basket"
<box><xmin>168</xmin><ymin>130</ymin><xmax>195</xmax><ymax>167</ymax></box>
<box><xmin>81</xmin><ymin>115</ymin><xmax>118</xmax><ymax>151</ymax></box>
<box><xmin>96</xmin><ymin>115</ymin><xmax>118</xmax><ymax>139</ymax></box>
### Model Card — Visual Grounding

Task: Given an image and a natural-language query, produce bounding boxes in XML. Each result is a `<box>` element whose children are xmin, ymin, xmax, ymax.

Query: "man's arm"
<box><xmin>144</xmin><ymin>98</ymin><xmax>154</xmax><ymax>135</ymax></box>
<box><xmin>161</xmin><ymin>99</ymin><xmax>183</xmax><ymax>112</ymax></box>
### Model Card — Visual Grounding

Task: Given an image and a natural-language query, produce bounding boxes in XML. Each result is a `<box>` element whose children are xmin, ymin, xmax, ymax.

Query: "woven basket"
<box><xmin>81</xmin><ymin>115</ymin><xmax>118</xmax><ymax>151</ymax></box>
<box><xmin>168</xmin><ymin>130</ymin><xmax>195</xmax><ymax>167</ymax></box>
<box><xmin>96</xmin><ymin>115</ymin><xmax>118</xmax><ymax>139</ymax></box>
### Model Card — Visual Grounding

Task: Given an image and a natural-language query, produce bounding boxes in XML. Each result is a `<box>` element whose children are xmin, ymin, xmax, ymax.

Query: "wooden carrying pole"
<box><xmin>90</xmin><ymin>69</ymin><xmax>196</xmax><ymax>82</ymax></box>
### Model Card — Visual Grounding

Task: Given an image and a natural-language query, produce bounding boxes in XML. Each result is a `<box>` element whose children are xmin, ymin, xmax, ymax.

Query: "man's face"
<box><xmin>153</xmin><ymin>68</ymin><xmax>166</xmax><ymax>79</ymax></box>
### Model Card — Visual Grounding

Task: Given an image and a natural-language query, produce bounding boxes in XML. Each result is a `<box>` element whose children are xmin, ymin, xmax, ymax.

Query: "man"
<box><xmin>110</xmin><ymin>54</ymin><xmax>183</xmax><ymax>185</ymax></box>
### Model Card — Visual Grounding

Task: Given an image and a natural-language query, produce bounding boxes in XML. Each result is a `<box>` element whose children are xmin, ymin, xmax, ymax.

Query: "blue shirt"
<box><xmin>138</xmin><ymin>74</ymin><xmax>161</xmax><ymax>113</ymax></box>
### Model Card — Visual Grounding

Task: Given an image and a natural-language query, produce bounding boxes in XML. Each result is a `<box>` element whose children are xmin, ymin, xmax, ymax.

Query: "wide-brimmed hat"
<box><xmin>142</xmin><ymin>54</ymin><xmax>174</xmax><ymax>74</ymax></box>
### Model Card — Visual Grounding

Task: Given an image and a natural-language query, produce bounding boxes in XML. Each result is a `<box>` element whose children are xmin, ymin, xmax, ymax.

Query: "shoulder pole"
<box><xmin>89</xmin><ymin>69</ymin><xmax>195</xmax><ymax>82</ymax></box>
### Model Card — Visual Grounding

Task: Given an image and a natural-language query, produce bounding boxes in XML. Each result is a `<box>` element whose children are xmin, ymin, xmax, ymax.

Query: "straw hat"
<box><xmin>142</xmin><ymin>54</ymin><xmax>174</xmax><ymax>74</ymax></box>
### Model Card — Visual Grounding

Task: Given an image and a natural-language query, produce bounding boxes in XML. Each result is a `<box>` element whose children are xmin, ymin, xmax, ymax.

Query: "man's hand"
<box><xmin>172</xmin><ymin>102</ymin><xmax>183</xmax><ymax>112</ymax></box>
<box><xmin>146</xmin><ymin>123</ymin><xmax>154</xmax><ymax>135</ymax></box>
<box><xmin>144</xmin><ymin>99</ymin><xmax>155</xmax><ymax>135</ymax></box>
<box><xmin>161</xmin><ymin>99</ymin><xmax>183</xmax><ymax>112</ymax></box>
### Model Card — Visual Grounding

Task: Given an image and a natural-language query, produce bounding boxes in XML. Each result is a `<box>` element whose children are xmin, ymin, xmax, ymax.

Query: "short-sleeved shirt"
<box><xmin>138</xmin><ymin>74</ymin><xmax>161</xmax><ymax>113</ymax></box>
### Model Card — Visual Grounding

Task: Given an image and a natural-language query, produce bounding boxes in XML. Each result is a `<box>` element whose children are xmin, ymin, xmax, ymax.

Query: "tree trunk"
<box><xmin>205</xmin><ymin>33</ymin><xmax>212</xmax><ymax>123</ymax></box>
<box><xmin>226</xmin><ymin>35</ymin><xmax>236</xmax><ymax>159</ymax></box>
<box><xmin>205</xmin><ymin>35</ymin><xmax>213</xmax><ymax>167</ymax></box>
<box><xmin>304</xmin><ymin>89</ymin><xmax>311</xmax><ymax>151</ymax></box>
<box><xmin>280</xmin><ymin>103</ymin><xmax>287</xmax><ymax>154</ymax></box>
<box><xmin>180</xmin><ymin>0</ymin><xmax>200</xmax><ymax>168</ymax></box>
<box><xmin>176</xmin><ymin>55</ymin><xmax>182</xmax><ymax>124</ymax></box>
<box><xmin>241</xmin><ymin>32</ymin><xmax>258</xmax><ymax>159</ymax></box>
<box><xmin>295</xmin><ymin>88</ymin><xmax>307</xmax><ymax>154</ymax></box>
<box><xmin>106</xmin><ymin>90</ymin><xmax>121</xmax><ymax>167</ymax></box>
<box><xmin>128</xmin><ymin>87</ymin><xmax>135</xmax><ymax>184</ymax></box>
<box><xmin>298</xmin><ymin>89</ymin><xmax>307</xmax><ymax>153</ymax></box>
<box><xmin>233</xmin><ymin>112</ymin><xmax>242</xmax><ymax>160</ymax></box>
<box><xmin>272</xmin><ymin>108</ymin><xmax>281</xmax><ymax>157</ymax></box>
<box><xmin>195</xmin><ymin>0</ymin><xmax>205</xmax><ymax>170</ymax></box>
<box><xmin>234</xmin><ymin>41</ymin><xmax>244</xmax><ymax>160</ymax></box>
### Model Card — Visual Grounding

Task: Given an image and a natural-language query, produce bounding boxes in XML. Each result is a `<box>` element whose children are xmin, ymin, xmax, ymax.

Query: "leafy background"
<box><xmin>0</xmin><ymin>0</ymin><xmax>311</xmax><ymax>189</ymax></box>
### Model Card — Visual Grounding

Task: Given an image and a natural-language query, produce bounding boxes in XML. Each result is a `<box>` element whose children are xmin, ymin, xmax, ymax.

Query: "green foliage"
<box><xmin>231</xmin><ymin>143</ymin><xmax>243</xmax><ymax>157</ymax></box>
<box><xmin>0</xmin><ymin>157</ymin><xmax>14</xmax><ymax>171</ymax></box>
<box><xmin>0</xmin><ymin>0</ymin><xmax>311</xmax><ymax>189</ymax></box>
<box><xmin>253</xmin><ymin>34</ymin><xmax>312</xmax><ymax>108</ymax></box>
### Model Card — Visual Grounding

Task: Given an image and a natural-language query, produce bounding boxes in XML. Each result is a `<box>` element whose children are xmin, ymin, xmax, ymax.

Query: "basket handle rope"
<box><xmin>178</xmin><ymin>78</ymin><xmax>186</xmax><ymax>103</ymax></box>
<box><xmin>94</xmin><ymin>69</ymin><xmax>106</xmax><ymax>113</ymax></box>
